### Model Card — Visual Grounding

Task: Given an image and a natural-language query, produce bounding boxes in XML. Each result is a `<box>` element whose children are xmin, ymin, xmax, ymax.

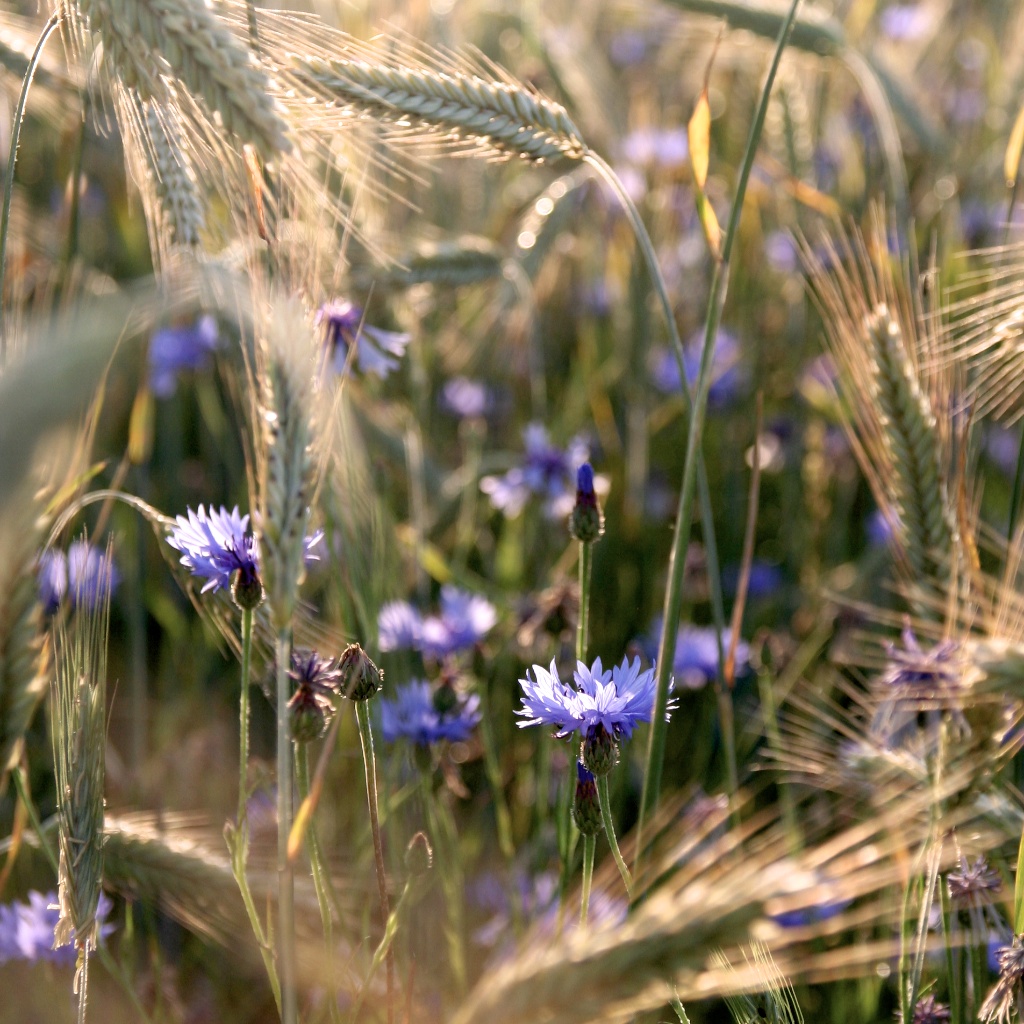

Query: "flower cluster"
<box><xmin>642</xmin><ymin>620</ymin><xmax>750</xmax><ymax>690</ymax></box>
<box><xmin>0</xmin><ymin>891</ymin><xmax>113</xmax><ymax>966</ymax></box>
<box><xmin>317</xmin><ymin>300</ymin><xmax>412</xmax><ymax>380</ymax></box>
<box><xmin>651</xmin><ymin>328</ymin><xmax>746</xmax><ymax>408</ymax></box>
<box><xmin>167</xmin><ymin>505</ymin><xmax>323</xmax><ymax>608</ymax></box>
<box><xmin>378</xmin><ymin>586</ymin><xmax>497</xmax><ymax>659</ymax></box>
<box><xmin>480</xmin><ymin>424</ymin><xmax>589</xmax><ymax>519</ymax></box>
<box><xmin>379</xmin><ymin>679</ymin><xmax>481</xmax><ymax>746</ymax></box>
<box><xmin>148</xmin><ymin>315</ymin><xmax>219</xmax><ymax>397</ymax></box>
<box><xmin>37</xmin><ymin>542</ymin><xmax>120</xmax><ymax>614</ymax></box>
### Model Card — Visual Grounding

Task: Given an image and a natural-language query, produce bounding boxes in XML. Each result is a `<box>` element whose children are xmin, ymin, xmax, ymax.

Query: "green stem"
<box><xmin>76</xmin><ymin>944</ymin><xmax>89</xmax><ymax>1024</ymax></box>
<box><xmin>295</xmin><ymin>744</ymin><xmax>342</xmax><ymax>1024</ymax></box>
<box><xmin>276</xmin><ymin>628</ymin><xmax>297</xmax><ymax>1024</ymax></box>
<box><xmin>596</xmin><ymin>775</ymin><xmax>632</xmax><ymax>899</ymax></box>
<box><xmin>671</xmin><ymin>995</ymin><xmax>692</xmax><ymax>1024</ymax></box>
<box><xmin>350</xmin><ymin>880</ymin><xmax>414</xmax><ymax>1024</ymax></box>
<box><xmin>476</xmin><ymin>687</ymin><xmax>515</xmax><ymax>863</ymax></box>
<box><xmin>579</xmin><ymin>835</ymin><xmax>596</xmax><ymax>927</ymax></box>
<box><xmin>577</xmin><ymin>541</ymin><xmax>592</xmax><ymax>663</ymax></box>
<box><xmin>238</xmin><ymin>608</ymin><xmax>253</xmax><ymax>829</ymax></box>
<box><xmin>634</xmin><ymin>0</ymin><xmax>803</xmax><ymax>861</ymax></box>
<box><xmin>0</xmin><ymin>10</ymin><xmax>60</xmax><ymax>356</ymax></box>
<box><xmin>356</xmin><ymin>700</ymin><xmax>395</xmax><ymax>1024</ymax></box>
<box><xmin>11</xmin><ymin>765</ymin><xmax>59</xmax><ymax>876</ymax></box>
<box><xmin>96</xmin><ymin>945</ymin><xmax>155</xmax><ymax>1024</ymax></box>
<box><xmin>757</xmin><ymin>666</ymin><xmax>799</xmax><ymax>854</ymax></box>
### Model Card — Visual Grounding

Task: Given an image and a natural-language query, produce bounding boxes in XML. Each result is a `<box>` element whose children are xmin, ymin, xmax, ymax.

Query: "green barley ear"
<box><xmin>52</xmin><ymin>538</ymin><xmax>112</xmax><ymax>954</ymax></box>
<box><xmin>867</xmin><ymin>305</ymin><xmax>957</xmax><ymax>589</ymax></box>
<box><xmin>256</xmin><ymin>299</ymin><xmax>318</xmax><ymax>630</ymax></box>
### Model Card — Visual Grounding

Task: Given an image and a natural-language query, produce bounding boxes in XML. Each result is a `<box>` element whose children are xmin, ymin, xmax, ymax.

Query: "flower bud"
<box><xmin>231</xmin><ymin>565</ymin><xmax>265</xmax><ymax>611</ymax></box>
<box><xmin>571</xmin><ymin>761</ymin><xmax>603</xmax><ymax>837</ymax></box>
<box><xmin>569</xmin><ymin>463</ymin><xmax>604</xmax><ymax>544</ymax></box>
<box><xmin>338</xmin><ymin>644</ymin><xmax>383</xmax><ymax>701</ymax></box>
<box><xmin>405</xmin><ymin>831</ymin><xmax>433</xmax><ymax>877</ymax></box>
<box><xmin>581</xmin><ymin>723</ymin><xmax>619</xmax><ymax>777</ymax></box>
<box><xmin>288</xmin><ymin>685</ymin><xmax>328</xmax><ymax>743</ymax></box>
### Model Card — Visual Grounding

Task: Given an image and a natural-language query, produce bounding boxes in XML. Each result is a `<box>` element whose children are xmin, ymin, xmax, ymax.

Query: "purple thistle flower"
<box><xmin>442</xmin><ymin>377</ymin><xmax>492</xmax><ymax>419</ymax></box>
<box><xmin>480</xmin><ymin>423</ymin><xmax>589</xmax><ymax>518</ymax></box>
<box><xmin>897</xmin><ymin>995</ymin><xmax>951</xmax><ymax>1024</ymax></box>
<box><xmin>516</xmin><ymin>656</ymin><xmax>668</xmax><ymax>743</ymax></box>
<box><xmin>379</xmin><ymin>679</ymin><xmax>481</xmax><ymax>746</ymax></box>
<box><xmin>287</xmin><ymin>648</ymin><xmax>342</xmax><ymax>742</ymax></box>
<box><xmin>148</xmin><ymin>315</ymin><xmax>219</xmax><ymax>398</ymax></box>
<box><xmin>317</xmin><ymin>300</ymin><xmax>411</xmax><ymax>380</ymax></box>
<box><xmin>36</xmin><ymin>549</ymin><xmax>67</xmax><ymax>614</ymax></box>
<box><xmin>67</xmin><ymin>542</ymin><xmax>120</xmax><ymax>608</ymax></box>
<box><xmin>651</xmin><ymin>329</ymin><xmax>746</xmax><ymax>407</ymax></box>
<box><xmin>643</xmin><ymin>620</ymin><xmax>749</xmax><ymax>690</ymax></box>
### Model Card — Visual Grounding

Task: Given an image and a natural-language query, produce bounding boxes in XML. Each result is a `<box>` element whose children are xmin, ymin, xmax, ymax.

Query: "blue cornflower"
<box><xmin>0</xmin><ymin>890</ymin><xmax>113</xmax><ymax>966</ymax></box>
<box><xmin>36</xmin><ymin>549</ymin><xmax>67</xmax><ymax>614</ymax></box>
<box><xmin>651</xmin><ymin>329</ymin><xmax>746</xmax><ymax>407</ymax></box>
<box><xmin>317</xmin><ymin>300</ymin><xmax>411</xmax><ymax>380</ymax></box>
<box><xmin>148</xmin><ymin>315</ymin><xmax>219</xmax><ymax>398</ymax></box>
<box><xmin>378</xmin><ymin>586</ymin><xmax>496</xmax><ymax>658</ymax></box>
<box><xmin>441</xmin><ymin>377</ymin><xmax>492</xmax><ymax>419</ymax></box>
<box><xmin>379</xmin><ymin>679</ymin><xmax>481</xmax><ymax>746</ymax></box>
<box><xmin>480</xmin><ymin>424</ymin><xmax>589</xmax><ymax>518</ymax></box>
<box><xmin>67</xmin><ymin>542</ymin><xmax>120</xmax><ymax>608</ymax></box>
<box><xmin>517</xmin><ymin>656</ymin><xmax>667</xmax><ymax>773</ymax></box>
<box><xmin>721</xmin><ymin>561</ymin><xmax>784</xmax><ymax>600</ymax></box>
<box><xmin>167</xmin><ymin>505</ymin><xmax>323</xmax><ymax>606</ymax></box>
<box><xmin>643</xmin><ymin>620</ymin><xmax>750</xmax><ymax>690</ymax></box>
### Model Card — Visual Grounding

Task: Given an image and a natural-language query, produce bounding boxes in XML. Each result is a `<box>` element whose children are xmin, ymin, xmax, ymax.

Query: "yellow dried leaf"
<box><xmin>688</xmin><ymin>89</ymin><xmax>712</xmax><ymax>189</ymax></box>
<box><xmin>695</xmin><ymin>191</ymin><xmax>722</xmax><ymax>260</ymax></box>
<box><xmin>1006</xmin><ymin>101</ymin><xmax>1024</xmax><ymax>187</ymax></box>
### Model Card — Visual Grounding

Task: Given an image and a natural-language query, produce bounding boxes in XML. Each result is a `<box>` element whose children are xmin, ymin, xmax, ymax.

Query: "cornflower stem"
<box><xmin>476</xmin><ymin>687</ymin><xmax>516</xmax><ymax>863</ymax></box>
<box><xmin>0</xmin><ymin>10</ymin><xmax>60</xmax><ymax>354</ymax></box>
<box><xmin>579</xmin><ymin>835</ymin><xmax>596</xmax><ymax>927</ymax></box>
<box><xmin>356</xmin><ymin>700</ymin><xmax>395</xmax><ymax>1024</ymax></box>
<box><xmin>295</xmin><ymin>744</ymin><xmax>342</xmax><ymax>1024</ymax></box>
<box><xmin>238</xmin><ymin>608</ymin><xmax>254</xmax><ymax>829</ymax></box>
<box><xmin>634</xmin><ymin>0</ymin><xmax>802</xmax><ymax>863</ymax></box>
<box><xmin>350</xmin><ymin>879</ymin><xmax>415</xmax><ymax>1024</ymax></box>
<box><xmin>577</xmin><ymin>540</ymin><xmax>593</xmax><ymax>662</ymax></box>
<box><xmin>596</xmin><ymin>775</ymin><xmax>632</xmax><ymax>899</ymax></box>
<box><xmin>275</xmin><ymin>628</ymin><xmax>297</xmax><ymax>1024</ymax></box>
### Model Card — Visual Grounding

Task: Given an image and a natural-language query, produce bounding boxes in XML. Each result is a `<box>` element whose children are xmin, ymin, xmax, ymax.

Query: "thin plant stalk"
<box><xmin>577</xmin><ymin>541</ymin><xmax>592</xmax><ymax>662</ymax></box>
<box><xmin>671</xmin><ymin>995</ymin><xmax>692</xmax><ymax>1024</ymax></box>
<box><xmin>579</xmin><ymin>834</ymin><xmax>596</xmax><ymax>926</ymax></box>
<box><xmin>276</xmin><ymin>628</ymin><xmax>297</xmax><ymax>1024</ymax></box>
<box><xmin>0</xmin><ymin>10</ymin><xmax>60</xmax><ymax>353</ymax></box>
<box><xmin>350</xmin><ymin>878</ymin><xmax>415</xmax><ymax>1024</ymax></box>
<box><xmin>237</xmin><ymin>608</ymin><xmax>254</xmax><ymax>829</ymax></box>
<box><xmin>635</xmin><ymin>0</ymin><xmax>803</xmax><ymax>858</ymax></box>
<box><xmin>476</xmin><ymin>687</ymin><xmax>515</xmax><ymax>863</ymax></box>
<box><xmin>356</xmin><ymin>699</ymin><xmax>395</xmax><ymax>1024</ymax></box>
<box><xmin>595</xmin><ymin>776</ymin><xmax>632</xmax><ymax>899</ymax></box>
<box><xmin>11</xmin><ymin>765</ymin><xmax>59</xmax><ymax>876</ymax></box>
<box><xmin>295</xmin><ymin>745</ymin><xmax>342</xmax><ymax>1024</ymax></box>
<box><xmin>76</xmin><ymin>945</ymin><xmax>89</xmax><ymax>1024</ymax></box>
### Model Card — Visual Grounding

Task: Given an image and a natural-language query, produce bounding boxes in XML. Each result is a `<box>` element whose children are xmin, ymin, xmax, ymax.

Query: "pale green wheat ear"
<box><xmin>52</xmin><ymin>540</ymin><xmax>112</xmax><ymax>954</ymax></box>
<box><xmin>291</xmin><ymin>44</ymin><xmax>588</xmax><ymax>163</ymax></box>
<box><xmin>66</xmin><ymin>0</ymin><xmax>289</xmax><ymax>156</ymax></box>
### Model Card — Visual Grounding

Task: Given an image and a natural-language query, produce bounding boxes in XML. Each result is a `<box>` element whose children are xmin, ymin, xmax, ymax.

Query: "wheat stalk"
<box><xmin>72</xmin><ymin>0</ymin><xmax>289</xmax><ymax>156</ymax></box>
<box><xmin>294</xmin><ymin>55</ymin><xmax>587</xmax><ymax>163</ymax></box>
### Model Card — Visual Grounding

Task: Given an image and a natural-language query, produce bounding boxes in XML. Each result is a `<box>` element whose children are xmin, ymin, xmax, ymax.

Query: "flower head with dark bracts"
<box><xmin>516</xmin><ymin>656</ymin><xmax>668</xmax><ymax>774</ymax></box>
<box><xmin>167</xmin><ymin>505</ymin><xmax>323</xmax><ymax>610</ymax></box>
<box><xmin>287</xmin><ymin>649</ymin><xmax>342</xmax><ymax>743</ymax></box>
<box><xmin>948</xmin><ymin>855</ymin><xmax>1002</xmax><ymax>911</ymax></box>
<box><xmin>569</xmin><ymin>462</ymin><xmax>604</xmax><ymax>544</ymax></box>
<box><xmin>897</xmin><ymin>995</ymin><xmax>952</xmax><ymax>1024</ymax></box>
<box><xmin>980</xmin><ymin>935</ymin><xmax>1024</xmax><ymax>1023</ymax></box>
<box><xmin>480</xmin><ymin>423</ymin><xmax>589</xmax><ymax>519</ymax></box>
<box><xmin>148</xmin><ymin>315</ymin><xmax>219</xmax><ymax>397</ymax></box>
<box><xmin>316</xmin><ymin>299</ymin><xmax>412</xmax><ymax>380</ymax></box>
<box><xmin>379</xmin><ymin>680</ymin><xmax>481</xmax><ymax>746</ymax></box>
<box><xmin>378</xmin><ymin>586</ymin><xmax>497</xmax><ymax>659</ymax></box>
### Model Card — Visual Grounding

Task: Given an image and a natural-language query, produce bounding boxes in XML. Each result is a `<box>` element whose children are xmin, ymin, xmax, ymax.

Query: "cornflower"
<box><xmin>379</xmin><ymin>679</ymin><xmax>481</xmax><ymax>746</ymax></box>
<box><xmin>516</xmin><ymin>655</ymin><xmax>667</xmax><ymax>775</ymax></box>
<box><xmin>316</xmin><ymin>300</ymin><xmax>411</xmax><ymax>380</ymax></box>
<box><xmin>287</xmin><ymin>649</ymin><xmax>342</xmax><ymax>743</ymax></box>
<box><xmin>0</xmin><ymin>891</ymin><xmax>113</xmax><ymax>966</ymax></box>
<box><xmin>378</xmin><ymin>586</ymin><xmax>496</xmax><ymax>659</ymax></box>
<box><xmin>36</xmin><ymin>549</ymin><xmax>67</xmax><ymax>614</ymax></box>
<box><xmin>148</xmin><ymin>315</ymin><xmax>219</xmax><ymax>397</ymax></box>
<box><xmin>67</xmin><ymin>541</ymin><xmax>121</xmax><ymax>608</ymax></box>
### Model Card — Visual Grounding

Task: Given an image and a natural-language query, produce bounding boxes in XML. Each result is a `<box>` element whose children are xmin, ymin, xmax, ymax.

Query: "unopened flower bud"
<box><xmin>338</xmin><ymin>644</ymin><xmax>383</xmax><ymax>701</ymax></box>
<box><xmin>581</xmin><ymin>723</ymin><xmax>619</xmax><ymax>777</ymax></box>
<box><xmin>288</xmin><ymin>686</ymin><xmax>328</xmax><ymax>743</ymax></box>
<box><xmin>569</xmin><ymin>463</ymin><xmax>604</xmax><ymax>544</ymax></box>
<box><xmin>231</xmin><ymin>565</ymin><xmax>265</xmax><ymax>611</ymax></box>
<box><xmin>405</xmin><ymin>831</ymin><xmax>433</xmax><ymax>877</ymax></box>
<box><xmin>571</xmin><ymin>761</ymin><xmax>603</xmax><ymax>837</ymax></box>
